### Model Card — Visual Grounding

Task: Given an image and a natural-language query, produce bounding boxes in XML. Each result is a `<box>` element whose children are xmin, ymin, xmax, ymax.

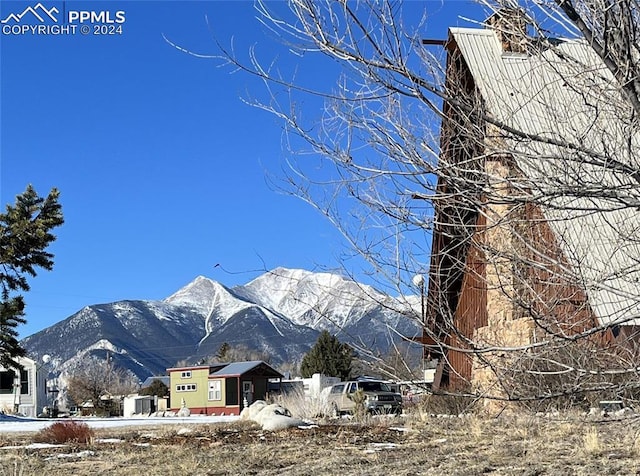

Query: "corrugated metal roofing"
<box><xmin>450</xmin><ymin>27</ymin><xmax>640</xmax><ymax>325</ymax></box>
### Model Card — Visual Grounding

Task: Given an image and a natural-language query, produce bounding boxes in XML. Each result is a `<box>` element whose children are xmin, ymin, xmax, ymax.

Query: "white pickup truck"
<box><xmin>324</xmin><ymin>380</ymin><xmax>402</xmax><ymax>415</ymax></box>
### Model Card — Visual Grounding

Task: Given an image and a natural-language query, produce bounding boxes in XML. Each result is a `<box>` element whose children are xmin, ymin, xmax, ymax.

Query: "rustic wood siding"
<box><xmin>521</xmin><ymin>202</ymin><xmax>598</xmax><ymax>336</ymax></box>
<box><xmin>448</xmin><ymin>224</ymin><xmax>488</xmax><ymax>388</ymax></box>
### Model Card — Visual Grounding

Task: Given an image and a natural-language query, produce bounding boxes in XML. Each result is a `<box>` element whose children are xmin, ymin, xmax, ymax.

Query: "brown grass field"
<box><xmin>2</xmin><ymin>412</ymin><xmax>640</xmax><ymax>475</ymax></box>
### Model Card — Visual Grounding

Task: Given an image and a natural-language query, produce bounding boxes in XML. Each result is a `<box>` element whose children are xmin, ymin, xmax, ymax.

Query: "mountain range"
<box><xmin>21</xmin><ymin>267</ymin><xmax>420</xmax><ymax>381</ymax></box>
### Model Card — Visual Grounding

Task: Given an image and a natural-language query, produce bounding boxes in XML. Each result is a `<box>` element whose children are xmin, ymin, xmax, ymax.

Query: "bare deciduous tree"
<box><xmin>175</xmin><ymin>0</ymin><xmax>640</xmax><ymax>408</ymax></box>
<box><xmin>66</xmin><ymin>356</ymin><xmax>138</xmax><ymax>413</ymax></box>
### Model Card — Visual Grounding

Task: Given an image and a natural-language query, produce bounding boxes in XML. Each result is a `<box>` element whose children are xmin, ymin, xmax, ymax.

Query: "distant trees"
<box><xmin>209</xmin><ymin>342</ymin><xmax>271</xmax><ymax>364</ymax></box>
<box><xmin>0</xmin><ymin>185</ymin><xmax>63</xmax><ymax>368</ymax></box>
<box><xmin>139</xmin><ymin>379</ymin><xmax>169</xmax><ymax>398</ymax></box>
<box><xmin>173</xmin><ymin>342</ymin><xmax>272</xmax><ymax>369</ymax></box>
<box><xmin>300</xmin><ymin>331</ymin><xmax>354</xmax><ymax>380</ymax></box>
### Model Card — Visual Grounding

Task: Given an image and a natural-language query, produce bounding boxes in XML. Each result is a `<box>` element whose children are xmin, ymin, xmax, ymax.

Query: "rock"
<box><xmin>240</xmin><ymin>400</ymin><xmax>267</xmax><ymax>420</ymax></box>
<box><xmin>241</xmin><ymin>400</ymin><xmax>303</xmax><ymax>430</ymax></box>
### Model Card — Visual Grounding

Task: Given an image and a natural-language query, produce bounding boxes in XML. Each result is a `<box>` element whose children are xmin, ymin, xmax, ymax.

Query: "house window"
<box><xmin>0</xmin><ymin>370</ymin><xmax>15</xmax><ymax>394</ymax></box>
<box><xmin>208</xmin><ymin>380</ymin><xmax>221</xmax><ymax>401</ymax></box>
<box><xmin>175</xmin><ymin>384</ymin><xmax>197</xmax><ymax>392</ymax></box>
<box><xmin>20</xmin><ymin>370</ymin><xmax>28</xmax><ymax>395</ymax></box>
<box><xmin>180</xmin><ymin>371</ymin><xmax>192</xmax><ymax>379</ymax></box>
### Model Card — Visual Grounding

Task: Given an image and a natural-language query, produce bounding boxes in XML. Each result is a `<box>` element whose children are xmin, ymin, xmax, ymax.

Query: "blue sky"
<box><xmin>1</xmin><ymin>0</ymin><xmax>484</xmax><ymax>338</ymax></box>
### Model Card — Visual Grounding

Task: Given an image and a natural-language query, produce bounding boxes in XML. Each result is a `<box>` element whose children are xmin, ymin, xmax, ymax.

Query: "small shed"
<box><xmin>123</xmin><ymin>395</ymin><xmax>154</xmax><ymax>417</ymax></box>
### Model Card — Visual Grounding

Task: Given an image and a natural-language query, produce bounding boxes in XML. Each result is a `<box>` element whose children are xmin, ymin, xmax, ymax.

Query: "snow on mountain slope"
<box><xmin>234</xmin><ymin>267</ymin><xmax>397</xmax><ymax>332</ymax></box>
<box><xmin>165</xmin><ymin>275</ymin><xmax>292</xmax><ymax>338</ymax></box>
<box><xmin>22</xmin><ymin>299</ymin><xmax>208</xmax><ymax>379</ymax></box>
<box><xmin>164</xmin><ymin>275</ymin><xmax>223</xmax><ymax>317</ymax></box>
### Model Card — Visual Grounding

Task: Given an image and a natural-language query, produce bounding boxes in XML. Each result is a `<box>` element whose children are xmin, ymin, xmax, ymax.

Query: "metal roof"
<box><xmin>450</xmin><ymin>27</ymin><xmax>640</xmax><ymax>325</ymax></box>
<box><xmin>209</xmin><ymin>360</ymin><xmax>282</xmax><ymax>378</ymax></box>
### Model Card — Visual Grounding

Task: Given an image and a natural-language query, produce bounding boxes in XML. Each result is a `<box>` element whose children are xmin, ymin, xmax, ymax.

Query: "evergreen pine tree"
<box><xmin>216</xmin><ymin>342</ymin><xmax>231</xmax><ymax>361</ymax></box>
<box><xmin>300</xmin><ymin>330</ymin><xmax>354</xmax><ymax>380</ymax></box>
<box><xmin>0</xmin><ymin>185</ymin><xmax>63</xmax><ymax>368</ymax></box>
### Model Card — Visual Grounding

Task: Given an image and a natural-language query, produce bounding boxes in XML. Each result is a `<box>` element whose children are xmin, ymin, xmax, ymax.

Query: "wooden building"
<box><xmin>168</xmin><ymin>360</ymin><xmax>283</xmax><ymax>416</ymax></box>
<box><xmin>427</xmin><ymin>10</ymin><xmax>640</xmax><ymax>392</ymax></box>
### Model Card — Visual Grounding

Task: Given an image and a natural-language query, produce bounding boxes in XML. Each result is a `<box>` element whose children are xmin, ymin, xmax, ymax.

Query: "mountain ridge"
<box><xmin>22</xmin><ymin>267</ymin><xmax>420</xmax><ymax>384</ymax></box>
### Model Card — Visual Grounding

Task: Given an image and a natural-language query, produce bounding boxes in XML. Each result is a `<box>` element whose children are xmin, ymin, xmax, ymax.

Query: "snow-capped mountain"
<box><xmin>22</xmin><ymin>268</ymin><xmax>420</xmax><ymax>382</ymax></box>
<box><xmin>234</xmin><ymin>267</ymin><xmax>390</xmax><ymax>331</ymax></box>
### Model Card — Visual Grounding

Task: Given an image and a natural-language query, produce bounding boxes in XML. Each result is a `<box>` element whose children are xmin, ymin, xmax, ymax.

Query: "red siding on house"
<box><xmin>447</xmin><ymin>215</ymin><xmax>487</xmax><ymax>389</ymax></box>
<box><xmin>522</xmin><ymin>203</ymin><xmax>598</xmax><ymax>335</ymax></box>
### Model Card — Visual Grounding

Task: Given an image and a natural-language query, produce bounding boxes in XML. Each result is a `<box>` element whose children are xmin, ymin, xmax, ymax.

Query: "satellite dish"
<box><xmin>42</xmin><ymin>354</ymin><xmax>51</xmax><ymax>364</ymax></box>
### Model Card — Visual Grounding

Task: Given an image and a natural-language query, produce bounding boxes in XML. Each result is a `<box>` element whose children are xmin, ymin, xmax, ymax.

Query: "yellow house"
<box><xmin>168</xmin><ymin>361</ymin><xmax>283</xmax><ymax>416</ymax></box>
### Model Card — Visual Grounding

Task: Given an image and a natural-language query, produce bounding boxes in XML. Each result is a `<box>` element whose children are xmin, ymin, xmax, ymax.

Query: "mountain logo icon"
<box><xmin>1</xmin><ymin>3</ymin><xmax>59</xmax><ymax>24</ymax></box>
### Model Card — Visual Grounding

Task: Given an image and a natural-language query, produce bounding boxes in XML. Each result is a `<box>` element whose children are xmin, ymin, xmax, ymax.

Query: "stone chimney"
<box><xmin>486</xmin><ymin>8</ymin><xmax>529</xmax><ymax>53</ymax></box>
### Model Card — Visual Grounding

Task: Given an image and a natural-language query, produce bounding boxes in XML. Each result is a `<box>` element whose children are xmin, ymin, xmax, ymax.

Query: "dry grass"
<box><xmin>2</xmin><ymin>414</ymin><xmax>640</xmax><ymax>475</ymax></box>
<box><xmin>582</xmin><ymin>426</ymin><xmax>601</xmax><ymax>457</ymax></box>
<box><xmin>268</xmin><ymin>388</ymin><xmax>334</xmax><ymax>420</ymax></box>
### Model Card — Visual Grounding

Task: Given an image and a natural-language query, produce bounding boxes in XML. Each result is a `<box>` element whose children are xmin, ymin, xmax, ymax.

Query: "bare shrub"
<box><xmin>416</xmin><ymin>392</ymin><xmax>480</xmax><ymax>416</ymax></box>
<box><xmin>497</xmin><ymin>338</ymin><xmax>640</xmax><ymax>412</ymax></box>
<box><xmin>34</xmin><ymin>420</ymin><xmax>94</xmax><ymax>444</ymax></box>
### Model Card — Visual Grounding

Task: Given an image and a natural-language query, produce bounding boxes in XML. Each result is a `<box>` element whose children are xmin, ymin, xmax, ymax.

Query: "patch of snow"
<box><xmin>95</xmin><ymin>438</ymin><xmax>123</xmax><ymax>443</ymax></box>
<box><xmin>1</xmin><ymin>443</ymin><xmax>67</xmax><ymax>450</ymax></box>
<box><xmin>363</xmin><ymin>442</ymin><xmax>399</xmax><ymax>453</ymax></box>
<box><xmin>45</xmin><ymin>450</ymin><xmax>95</xmax><ymax>460</ymax></box>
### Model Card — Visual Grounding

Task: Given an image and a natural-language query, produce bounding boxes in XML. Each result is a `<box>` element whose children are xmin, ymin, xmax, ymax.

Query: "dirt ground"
<box><xmin>2</xmin><ymin>414</ymin><xmax>640</xmax><ymax>475</ymax></box>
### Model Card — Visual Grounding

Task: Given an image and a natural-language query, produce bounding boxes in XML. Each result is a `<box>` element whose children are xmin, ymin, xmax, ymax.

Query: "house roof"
<box><xmin>209</xmin><ymin>360</ymin><xmax>283</xmax><ymax>378</ymax></box>
<box><xmin>0</xmin><ymin>356</ymin><xmax>37</xmax><ymax>372</ymax></box>
<box><xmin>167</xmin><ymin>361</ymin><xmax>282</xmax><ymax>378</ymax></box>
<box><xmin>449</xmin><ymin>27</ymin><xmax>640</xmax><ymax>325</ymax></box>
